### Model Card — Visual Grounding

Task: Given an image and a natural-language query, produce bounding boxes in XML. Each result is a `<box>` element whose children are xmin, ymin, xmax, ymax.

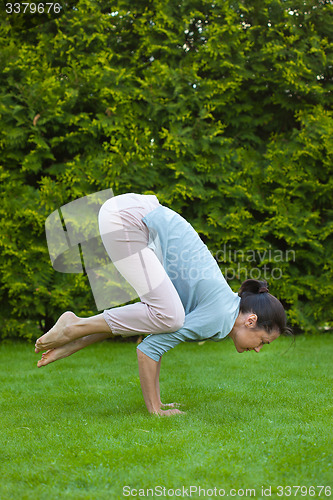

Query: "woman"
<box><xmin>35</xmin><ymin>193</ymin><xmax>291</xmax><ymax>416</ymax></box>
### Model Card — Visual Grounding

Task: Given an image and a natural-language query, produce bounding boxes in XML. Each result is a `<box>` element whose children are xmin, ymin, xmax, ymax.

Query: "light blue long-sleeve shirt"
<box><xmin>136</xmin><ymin>204</ymin><xmax>240</xmax><ymax>361</ymax></box>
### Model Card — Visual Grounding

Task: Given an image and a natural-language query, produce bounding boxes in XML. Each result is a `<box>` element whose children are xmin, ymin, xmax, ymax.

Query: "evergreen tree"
<box><xmin>0</xmin><ymin>0</ymin><xmax>332</xmax><ymax>339</ymax></box>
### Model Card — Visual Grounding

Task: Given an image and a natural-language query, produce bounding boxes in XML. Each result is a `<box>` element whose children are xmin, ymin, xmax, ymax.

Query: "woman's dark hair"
<box><xmin>238</xmin><ymin>279</ymin><xmax>293</xmax><ymax>337</ymax></box>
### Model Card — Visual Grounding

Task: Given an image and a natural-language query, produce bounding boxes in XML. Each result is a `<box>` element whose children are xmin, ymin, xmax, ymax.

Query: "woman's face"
<box><xmin>230</xmin><ymin>313</ymin><xmax>280</xmax><ymax>353</ymax></box>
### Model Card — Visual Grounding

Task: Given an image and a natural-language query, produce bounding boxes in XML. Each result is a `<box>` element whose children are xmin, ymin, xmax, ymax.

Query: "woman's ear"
<box><xmin>245</xmin><ymin>313</ymin><xmax>258</xmax><ymax>328</ymax></box>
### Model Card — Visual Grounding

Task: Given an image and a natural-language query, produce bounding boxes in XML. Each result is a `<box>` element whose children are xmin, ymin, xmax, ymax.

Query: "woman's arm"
<box><xmin>137</xmin><ymin>350</ymin><xmax>160</xmax><ymax>413</ymax></box>
<box><xmin>137</xmin><ymin>350</ymin><xmax>183</xmax><ymax>416</ymax></box>
<box><xmin>156</xmin><ymin>358</ymin><xmax>181</xmax><ymax>409</ymax></box>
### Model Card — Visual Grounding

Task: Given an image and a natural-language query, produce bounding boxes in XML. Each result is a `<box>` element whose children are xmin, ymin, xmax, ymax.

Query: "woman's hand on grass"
<box><xmin>160</xmin><ymin>402</ymin><xmax>182</xmax><ymax>408</ymax></box>
<box><xmin>137</xmin><ymin>351</ymin><xmax>184</xmax><ymax>416</ymax></box>
<box><xmin>155</xmin><ymin>408</ymin><xmax>185</xmax><ymax>416</ymax></box>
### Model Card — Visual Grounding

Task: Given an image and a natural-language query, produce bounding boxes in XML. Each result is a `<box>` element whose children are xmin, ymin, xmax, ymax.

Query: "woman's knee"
<box><xmin>173</xmin><ymin>303</ymin><xmax>185</xmax><ymax>331</ymax></box>
<box><xmin>158</xmin><ymin>304</ymin><xmax>185</xmax><ymax>333</ymax></box>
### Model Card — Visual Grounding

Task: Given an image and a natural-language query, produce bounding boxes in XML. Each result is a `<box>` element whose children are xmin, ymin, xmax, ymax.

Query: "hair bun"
<box><xmin>238</xmin><ymin>279</ymin><xmax>269</xmax><ymax>298</ymax></box>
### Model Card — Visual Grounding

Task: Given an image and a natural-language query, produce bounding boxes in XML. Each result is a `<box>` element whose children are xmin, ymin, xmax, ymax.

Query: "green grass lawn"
<box><xmin>0</xmin><ymin>334</ymin><xmax>332</xmax><ymax>500</ymax></box>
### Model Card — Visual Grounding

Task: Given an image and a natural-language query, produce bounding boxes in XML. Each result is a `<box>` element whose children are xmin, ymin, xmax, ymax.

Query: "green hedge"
<box><xmin>0</xmin><ymin>0</ymin><xmax>332</xmax><ymax>340</ymax></box>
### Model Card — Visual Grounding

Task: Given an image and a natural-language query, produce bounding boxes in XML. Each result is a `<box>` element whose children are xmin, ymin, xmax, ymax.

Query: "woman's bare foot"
<box><xmin>35</xmin><ymin>311</ymin><xmax>78</xmax><ymax>353</ymax></box>
<box><xmin>37</xmin><ymin>332</ymin><xmax>111</xmax><ymax>367</ymax></box>
<box><xmin>37</xmin><ymin>339</ymin><xmax>81</xmax><ymax>367</ymax></box>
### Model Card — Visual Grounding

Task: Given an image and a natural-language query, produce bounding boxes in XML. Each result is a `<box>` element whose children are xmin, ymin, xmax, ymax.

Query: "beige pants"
<box><xmin>98</xmin><ymin>193</ymin><xmax>185</xmax><ymax>336</ymax></box>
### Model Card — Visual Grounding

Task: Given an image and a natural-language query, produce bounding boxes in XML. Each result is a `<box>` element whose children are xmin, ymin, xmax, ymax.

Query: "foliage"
<box><xmin>0</xmin><ymin>0</ymin><xmax>332</xmax><ymax>338</ymax></box>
